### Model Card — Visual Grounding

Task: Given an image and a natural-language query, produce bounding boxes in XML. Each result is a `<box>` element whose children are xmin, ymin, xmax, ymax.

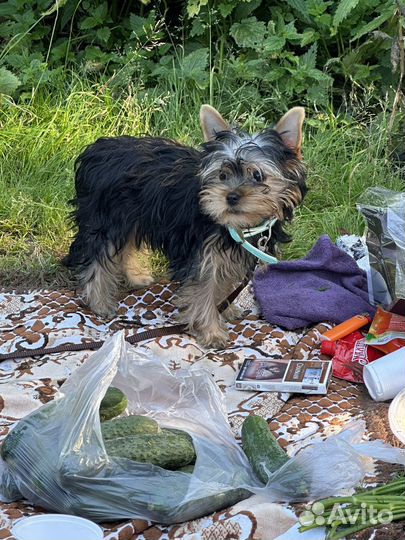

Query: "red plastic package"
<box><xmin>321</xmin><ymin>331</ymin><xmax>384</xmax><ymax>383</ymax></box>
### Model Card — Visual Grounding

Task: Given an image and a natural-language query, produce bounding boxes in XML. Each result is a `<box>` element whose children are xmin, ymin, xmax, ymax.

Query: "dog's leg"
<box><xmin>121</xmin><ymin>242</ymin><xmax>154</xmax><ymax>289</ymax></box>
<box><xmin>177</xmin><ymin>241</ymin><xmax>248</xmax><ymax>348</ymax></box>
<box><xmin>79</xmin><ymin>248</ymin><xmax>121</xmax><ymax>319</ymax></box>
<box><xmin>213</xmin><ymin>253</ymin><xmax>246</xmax><ymax>322</ymax></box>
<box><xmin>177</xmin><ymin>277</ymin><xmax>229</xmax><ymax>348</ymax></box>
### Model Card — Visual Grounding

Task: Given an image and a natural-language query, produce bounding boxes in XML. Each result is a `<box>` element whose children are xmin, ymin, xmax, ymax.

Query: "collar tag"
<box><xmin>227</xmin><ymin>218</ymin><xmax>278</xmax><ymax>264</ymax></box>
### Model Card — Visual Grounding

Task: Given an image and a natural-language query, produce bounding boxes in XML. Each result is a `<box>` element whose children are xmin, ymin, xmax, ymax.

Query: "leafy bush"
<box><xmin>0</xmin><ymin>0</ymin><xmax>403</xmax><ymax>112</ymax></box>
<box><xmin>184</xmin><ymin>0</ymin><xmax>402</xmax><ymax>108</ymax></box>
<box><xmin>0</xmin><ymin>0</ymin><xmax>167</xmax><ymax>96</ymax></box>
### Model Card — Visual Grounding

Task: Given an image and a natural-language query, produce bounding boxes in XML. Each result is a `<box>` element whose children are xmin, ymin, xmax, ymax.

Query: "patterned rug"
<box><xmin>0</xmin><ymin>283</ymin><xmax>402</xmax><ymax>540</ymax></box>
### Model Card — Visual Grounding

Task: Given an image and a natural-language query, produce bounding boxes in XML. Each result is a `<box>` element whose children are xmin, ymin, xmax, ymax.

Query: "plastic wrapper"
<box><xmin>366</xmin><ymin>305</ymin><xmax>405</xmax><ymax>354</ymax></box>
<box><xmin>262</xmin><ymin>419</ymin><xmax>405</xmax><ymax>502</ymax></box>
<box><xmin>1</xmin><ymin>333</ymin><xmax>404</xmax><ymax>523</ymax></box>
<box><xmin>357</xmin><ymin>187</ymin><xmax>405</xmax><ymax>306</ymax></box>
<box><xmin>321</xmin><ymin>331</ymin><xmax>384</xmax><ymax>383</ymax></box>
<box><xmin>0</xmin><ymin>332</ymin><xmax>256</xmax><ymax>523</ymax></box>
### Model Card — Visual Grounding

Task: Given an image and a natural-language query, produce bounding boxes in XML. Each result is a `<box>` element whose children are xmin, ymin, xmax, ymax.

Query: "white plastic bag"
<box><xmin>0</xmin><ymin>332</ymin><xmax>256</xmax><ymax>523</ymax></box>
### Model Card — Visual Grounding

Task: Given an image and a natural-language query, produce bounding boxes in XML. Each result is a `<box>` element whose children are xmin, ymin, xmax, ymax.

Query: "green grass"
<box><xmin>284</xmin><ymin>110</ymin><xmax>404</xmax><ymax>259</ymax></box>
<box><xmin>0</xmin><ymin>79</ymin><xmax>403</xmax><ymax>288</ymax></box>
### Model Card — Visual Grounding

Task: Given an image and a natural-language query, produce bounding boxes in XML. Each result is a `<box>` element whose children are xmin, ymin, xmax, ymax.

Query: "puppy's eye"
<box><xmin>219</xmin><ymin>172</ymin><xmax>227</xmax><ymax>181</ymax></box>
<box><xmin>253</xmin><ymin>170</ymin><xmax>262</xmax><ymax>182</ymax></box>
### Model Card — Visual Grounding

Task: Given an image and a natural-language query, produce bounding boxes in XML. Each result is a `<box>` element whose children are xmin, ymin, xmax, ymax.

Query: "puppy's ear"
<box><xmin>200</xmin><ymin>104</ymin><xmax>231</xmax><ymax>142</ymax></box>
<box><xmin>275</xmin><ymin>107</ymin><xmax>305</xmax><ymax>158</ymax></box>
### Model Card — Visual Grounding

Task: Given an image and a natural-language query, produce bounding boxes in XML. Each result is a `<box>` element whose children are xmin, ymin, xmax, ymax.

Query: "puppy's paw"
<box><xmin>198</xmin><ymin>325</ymin><xmax>229</xmax><ymax>349</ymax></box>
<box><xmin>87</xmin><ymin>299</ymin><xmax>117</xmax><ymax>320</ymax></box>
<box><xmin>127</xmin><ymin>274</ymin><xmax>155</xmax><ymax>289</ymax></box>
<box><xmin>222</xmin><ymin>304</ymin><xmax>243</xmax><ymax>322</ymax></box>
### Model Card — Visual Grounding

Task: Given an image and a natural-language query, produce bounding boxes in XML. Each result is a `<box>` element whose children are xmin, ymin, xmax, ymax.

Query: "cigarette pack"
<box><xmin>235</xmin><ymin>358</ymin><xmax>333</xmax><ymax>394</ymax></box>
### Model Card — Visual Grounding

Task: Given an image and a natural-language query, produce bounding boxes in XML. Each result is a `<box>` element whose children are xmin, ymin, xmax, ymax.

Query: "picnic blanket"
<box><xmin>0</xmin><ymin>282</ymin><xmax>402</xmax><ymax>540</ymax></box>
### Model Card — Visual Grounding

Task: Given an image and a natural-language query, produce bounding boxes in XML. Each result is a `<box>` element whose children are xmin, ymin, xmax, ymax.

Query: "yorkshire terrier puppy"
<box><xmin>64</xmin><ymin>105</ymin><xmax>307</xmax><ymax>347</ymax></box>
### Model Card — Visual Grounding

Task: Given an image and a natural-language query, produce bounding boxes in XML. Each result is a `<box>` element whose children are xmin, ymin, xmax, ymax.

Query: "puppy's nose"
<box><xmin>226</xmin><ymin>192</ymin><xmax>240</xmax><ymax>206</ymax></box>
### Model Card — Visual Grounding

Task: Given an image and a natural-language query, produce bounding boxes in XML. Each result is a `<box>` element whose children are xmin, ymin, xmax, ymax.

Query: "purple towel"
<box><xmin>253</xmin><ymin>235</ymin><xmax>376</xmax><ymax>330</ymax></box>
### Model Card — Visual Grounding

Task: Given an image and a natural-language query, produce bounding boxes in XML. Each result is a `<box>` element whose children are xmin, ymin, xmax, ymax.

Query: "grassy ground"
<box><xmin>0</xmin><ymin>79</ymin><xmax>404</xmax><ymax>289</ymax></box>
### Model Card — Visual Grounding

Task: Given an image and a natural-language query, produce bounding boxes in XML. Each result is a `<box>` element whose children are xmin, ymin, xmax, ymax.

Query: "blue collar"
<box><xmin>227</xmin><ymin>218</ymin><xmax>278</xmax><ymax>264</ymax></box>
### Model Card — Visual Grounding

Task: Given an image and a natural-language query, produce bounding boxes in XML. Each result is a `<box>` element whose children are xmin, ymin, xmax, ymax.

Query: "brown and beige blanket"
<box><xmin>0</xmin><ymin>282</ymin><xmax>402</xmax><ymax>540</ymax></box>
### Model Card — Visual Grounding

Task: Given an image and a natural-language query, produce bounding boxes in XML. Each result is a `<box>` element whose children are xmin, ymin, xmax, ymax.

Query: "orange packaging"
<box><xmin>322</xmin><ymin>314</ymin><xmax>372</xmax><ymax>342</ymax></box>
<box><xmin>366</xmin><ymin>306</ymin><xmax>405</xmax><ymax>353</ymax></box>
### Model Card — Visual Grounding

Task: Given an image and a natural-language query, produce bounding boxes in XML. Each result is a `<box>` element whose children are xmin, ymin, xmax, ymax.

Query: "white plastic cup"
<box><xmin>12</xmin><ymin>514</ymin><xmax>104</xmax><ymax>540</ymax></box>
<box><xmin>363</xmin><ymin>347</ymin><xmax>405</xmax><ymax>401</ymax></box>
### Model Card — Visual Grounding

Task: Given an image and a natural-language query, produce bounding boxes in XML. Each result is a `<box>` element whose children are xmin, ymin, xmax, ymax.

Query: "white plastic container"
<box><xmin>389</xmin><ymin>386</ymin><xmax>405</xmax><ymax>444</ymax></box>
<box><xmin>363</xmin><ymin>347</ymin><xmax>405</xmax><ymax>401</ymax></box>
<box><xmin>12</xmin><ymin>514</ymin><xmax>103</xmax><ymax>540</ymax></box>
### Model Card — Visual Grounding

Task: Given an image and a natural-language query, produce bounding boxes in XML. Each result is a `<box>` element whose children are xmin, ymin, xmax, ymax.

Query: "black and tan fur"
<box><xmin>63</xmin><ymin>106</ymin><xmax>307</xmax><ymax>347</ymax></box>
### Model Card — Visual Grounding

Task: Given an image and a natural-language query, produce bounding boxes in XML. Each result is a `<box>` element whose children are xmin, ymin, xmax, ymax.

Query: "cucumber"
<box><xmin>241</xmin><ymin>415</ymin><xmax>290</xmax><ymax>484</ymax></box>
<box><xmin>104</xmin><ymin>431</ymin><xmax>195</xmax><ymax>470</ymax></box>
<box><xmin>101</xmin><ymin>415</ymin><xmax>161</xmax><ymax>439</ymax></box>
<box><xmin>162</xmin><ymin>427</ymin><xmax>194</xmax><ymax>444</ymax></box>
<box><xmin>177</xmin><ymin>464</ymin><xmax>195</xmax><ymax>474</ymax></box>
<box><xmin>0</xmin><ymin>422</ymin><xmax>28</xmax><ymax>461</ymax></box>
<box><xmin>148</xmin><ymin>487</ymin><xmax>251</xmax><ymax>522</ymax></box>
<box><xmin>178</xmin><ymin>487</ymin><xmax>251</xmax><ymax>518</ymax></box>
<box><xmin>99</xmin><ymin>387</ymin><xmax>128</xmax><ymax>422</ymax></box>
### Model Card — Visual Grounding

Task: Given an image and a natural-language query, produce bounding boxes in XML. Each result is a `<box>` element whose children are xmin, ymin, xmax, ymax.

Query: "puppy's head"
<box><xmin>199</xmin><ymin>105</ymin><xmax>307</xmax><ymax>229</ymax></box>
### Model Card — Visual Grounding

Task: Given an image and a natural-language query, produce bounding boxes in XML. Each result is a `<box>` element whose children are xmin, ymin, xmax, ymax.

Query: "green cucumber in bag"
<box><xmin>241</xmin><ymin>415</ymin><xmax>290</xmax><ymax>484</ymax></box>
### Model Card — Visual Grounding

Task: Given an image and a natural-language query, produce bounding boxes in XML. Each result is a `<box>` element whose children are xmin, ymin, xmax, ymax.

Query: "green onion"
<box><xmin>299</xmin><ymin>475</ymin><xmax>405</xmax><ymax>539</ymax></box>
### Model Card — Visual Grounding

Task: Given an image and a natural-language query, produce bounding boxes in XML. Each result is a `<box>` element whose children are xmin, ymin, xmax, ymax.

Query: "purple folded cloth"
<box><xmin>253</xmin><ymin>235</ymin><xmax>376</xmax><ymax>330</ymax></box>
